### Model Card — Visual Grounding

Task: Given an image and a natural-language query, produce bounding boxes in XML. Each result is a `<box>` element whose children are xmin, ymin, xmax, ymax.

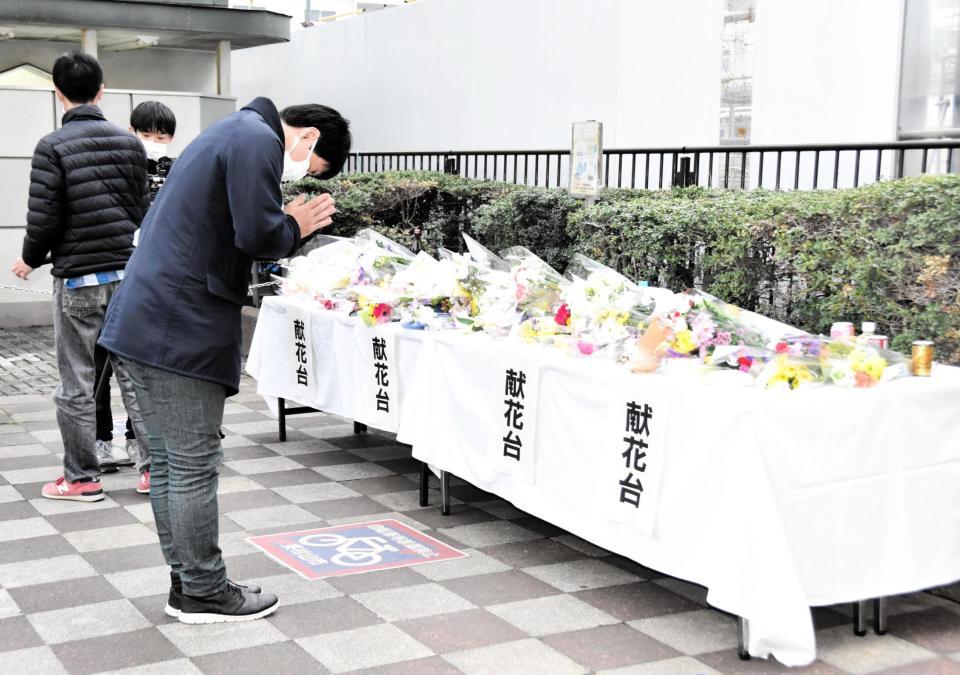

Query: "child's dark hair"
<box><xmin>130</xmin><ymin>101</ymin><xmax>177</xmax><ymax>137</ymax></box>
<box><xmin>280</xmin><ymin>104</ymin><xmax>351</xmax><ymax>179</ymax></box>
<box><xmin>52</xmin><ymin>51</ymin><xmax>103</xmax><ymax>104</ymax></box>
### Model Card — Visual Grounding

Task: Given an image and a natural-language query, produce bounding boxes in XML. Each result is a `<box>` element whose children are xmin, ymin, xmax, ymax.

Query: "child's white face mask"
<box><xmin>140</xmin><ymin>139</ymin><xmax>168</xmax><ymax>162</ymax></box>
<box><xmin>281</xmin><ymin>133</ymin><xmax>318</xmax><ymax>183</ymax></box>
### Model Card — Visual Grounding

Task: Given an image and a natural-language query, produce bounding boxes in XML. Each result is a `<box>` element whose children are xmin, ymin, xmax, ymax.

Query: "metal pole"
<box><xmin>874</xmin><ymin>597</ymin><xmax>888</xmax><ymax>635</ymax></box>
<box><xmin>737</xmin><ymin>617</ymin><xmax>751</xmax><ymax>660</ymax></box>
<box><xmin>853</xmin><ymin>600</ymin><xmax>868</xmax><ymax>636</ymax></box>
<box><xmin>440</xmin><ymin>470</ymin><xmax>451</xmax><ymax>515</ymax></box>
<box><xmin>419</xmin><ymin>462</ymin><xmax>430</xmax><ymax>507</ymax></box>
<box><xmin>278</xmin><ymin>397</ymin><xmax>287</xmax><ymax>442</ymax></box>
<box><xmin>216</xmin><ymin>40</ymin><xmax>232</xmax><ymax>97</ymax></box>
<box><xmin>80</xmin><ymin>28</ymin><xmax>98</xmax><ymax>58</ymax></box>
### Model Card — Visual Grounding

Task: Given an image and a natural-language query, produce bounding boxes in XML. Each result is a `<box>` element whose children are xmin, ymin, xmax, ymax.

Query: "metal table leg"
<box><xmin>278</xmin><ymin>397</ymin><xmax>287</xmax><ymax>442</ymax></box>
<box><xmin>353</xmin><ymin>421</ymin><xmax>367</xmax><ymax>434</ymax></box>
<box><xmin>440</xmin><ymin>470</ymin><xmax>451</xmax><ymax>516</ymax></box>
<box><xmin>737</xmin><ymin>616</ymin><xmax>751</xmax><ymax>660</ymax></box>
<box><xmin>853</xmin><ymin>600</ymin><xmax>868</xmax><ymax>636</ymax></box>
<box><xmin>419</xmin><ymin>462</ymin><xmax>430</xmax><ymax>507</ymax></box>
<box><xmin>873</xmin><ymin>597</ymin><xmax>887</xmax><ymax>635</ymax></box>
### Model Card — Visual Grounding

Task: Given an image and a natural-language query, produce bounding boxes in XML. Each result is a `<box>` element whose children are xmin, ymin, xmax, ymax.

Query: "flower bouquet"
<box><xmin>468</xmin><ymin>266</ymin><xmax>517</xmax><ymax>336</ymax></box>
<box><xmin>391</xmin><ymin>252</ymin><xmax>478</xmax><ymax>330</ymax></box>
<box><xmin>500</xmin><ymin>247</ymin><xmax>567</xmax><ymax>316</ymax></box>
<box><xmin>561</xmin><ymin>255</ymin><xmax>656</xmax><ymax>358</ymax></box>
<box><xmin>818</xmin><ymin>340</ymin><xmax>909</xmax><ymax>388</ymax></box>
<box><xmin>281</xmin><ymin>236</ymin><xmax>362</xmax><ymax>311</ymax></box>
<box><xmin>751</xmin><ymin>337</ymin><xmax>825</xmax><ymax>390</ymax></box>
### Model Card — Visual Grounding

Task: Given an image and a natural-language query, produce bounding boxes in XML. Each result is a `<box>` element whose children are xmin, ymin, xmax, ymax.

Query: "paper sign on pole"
<box><xmin>570</xmin><ymin>120</ymin><xmax>604</xmax><ymax>198</ymax></box>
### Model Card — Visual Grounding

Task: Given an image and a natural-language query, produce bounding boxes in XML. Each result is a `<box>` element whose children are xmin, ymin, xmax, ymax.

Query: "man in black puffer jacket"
<box><xmin>10</xmin><ymin>51</ymin><xmax>150</xmax><ymax>502</ymax></box>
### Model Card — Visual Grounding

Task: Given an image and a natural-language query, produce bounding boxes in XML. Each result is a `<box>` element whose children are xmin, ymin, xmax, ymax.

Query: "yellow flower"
<box><xmin>767</xmin><ymin>356</ymin><xmax>815</xmax><ymax>389</ymax></box>
<box><xmin>672</xmin><ymin>330</ymin><xmax>697</xmax><ymax>354</ymax></box>
<box><xmin>862</xmin><ymin>354</ymin><xmax>887</xmax><ymax>380</ymax></box>
<box><xmin>520</xmin><ymin>321</ymin><xmax>538</xmax><ymax>341</ymax></box>
<box><xmin>848</xmin><ymin>348</ymin><xmax>887</xmax><ymax>380</ymax></box>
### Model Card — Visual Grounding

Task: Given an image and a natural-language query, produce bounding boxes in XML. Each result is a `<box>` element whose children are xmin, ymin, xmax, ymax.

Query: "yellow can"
<box><xmin>911</xmin><ymin>341</ymin><xmax>934</xmax><ymax>377</ymax></box>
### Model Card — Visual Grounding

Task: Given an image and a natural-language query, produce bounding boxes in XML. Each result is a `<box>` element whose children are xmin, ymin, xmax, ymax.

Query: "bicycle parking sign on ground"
<box><xmin>247</xmin><ymin>518</ymin><xmax>467</xmax><ymax>579</ymax></box>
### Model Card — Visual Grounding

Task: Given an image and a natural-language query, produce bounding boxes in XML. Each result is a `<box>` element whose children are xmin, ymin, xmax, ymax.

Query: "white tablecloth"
<box><xmin>247</xmin><ymin>296</ymin><xmax>960</xmax><ymax>666</ymax></box>
<box><xmin>247</xmin><ymin>297</ymin><xmax>426</xmax><ymax>430</ymax></box>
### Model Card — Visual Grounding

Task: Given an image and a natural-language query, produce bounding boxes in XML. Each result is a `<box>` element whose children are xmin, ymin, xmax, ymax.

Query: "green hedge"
<box><xmin>286</xmin><ymin>171</ymin><xmax>960</xmax><ymax>362</ymax></box>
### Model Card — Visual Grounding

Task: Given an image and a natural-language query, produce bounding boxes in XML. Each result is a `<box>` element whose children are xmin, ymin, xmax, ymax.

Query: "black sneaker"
<box><xmin>164</xmin><ymin>573</ymin><xmax>263</xmax><ymax>618</ymax></box>
<box><xmin>178</xmin><ymin>583</ymin><xmax>279</xmax><ymax>624</ymax></box>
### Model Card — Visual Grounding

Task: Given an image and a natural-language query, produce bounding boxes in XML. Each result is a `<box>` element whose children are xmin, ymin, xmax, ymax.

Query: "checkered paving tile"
<box><xmin>0</xmin><ymin>362</ymin><xmax>959</xmax><ymax>673</ymax></box>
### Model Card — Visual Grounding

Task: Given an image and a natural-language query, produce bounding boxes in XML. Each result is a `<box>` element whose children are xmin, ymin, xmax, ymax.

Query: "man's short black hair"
<box><xmin>280</xmin><ymin>104</ymin><xmax>351</xmax><ymax>179</ymax></box>
<box><xmin>130</xmin><ymin>101</ymin><xmax>177</xmax><ymax>137</ymax></box>
<box><xmin>52</xmin><ymin>51</ymin><xmax>103</xmax><ymax>104</ymax></box>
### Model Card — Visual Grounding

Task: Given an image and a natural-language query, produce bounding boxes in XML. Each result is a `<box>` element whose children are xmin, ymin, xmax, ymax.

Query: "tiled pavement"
<box><xmin>0</xmin><ymin>327</ymin><xmax>59</xmax><ymax>398</ymax></box>
<box><xmin>2</xmin><ymin>341</ymin><xmax>960</xmax><ymax>672</ymax></box>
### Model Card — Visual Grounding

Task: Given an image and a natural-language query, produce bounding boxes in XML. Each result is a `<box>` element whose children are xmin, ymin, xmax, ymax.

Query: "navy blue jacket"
<box><xmin>99</xmin><ymin>98</ymin><xmax>300</xmax><ymax>395</ymax></box>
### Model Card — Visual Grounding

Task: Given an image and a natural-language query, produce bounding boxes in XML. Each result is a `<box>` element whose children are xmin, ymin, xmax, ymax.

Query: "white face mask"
<box><xmin>281</xmin><ymin>133</ymin><xmax>318</xmax><ymax>182</ymax></box>
<box><xmin>141</xmin><ymin>139</ymin><xmax>168</xmax><ymax>162</ymax></box>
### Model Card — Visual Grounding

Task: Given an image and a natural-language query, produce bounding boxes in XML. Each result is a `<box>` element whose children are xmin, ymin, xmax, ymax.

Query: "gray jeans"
<box><xmin>52</xmin><ymin>278</ymin><xmax>149</xmax><ymax>482</ymax></box>
<box><xmin>120</xmin><ymin>359</ymin><xmax>228</xmax><ymax>598</ymax></box>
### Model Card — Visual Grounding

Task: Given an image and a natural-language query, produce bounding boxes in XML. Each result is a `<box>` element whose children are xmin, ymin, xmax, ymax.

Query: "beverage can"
<box><xmin>911</xmin><ymin>340</ymin><xmax>934</xmax><ymax>377</ymax></box>
<box><xmin>830</xmin><ymin>322</ymin><xmax>855</xmax><ymax>341</ymax></box>
<box><xmin>866</xmin><ymin>335</ymin><xmax>888</xmax><ymax>350</ymax></box>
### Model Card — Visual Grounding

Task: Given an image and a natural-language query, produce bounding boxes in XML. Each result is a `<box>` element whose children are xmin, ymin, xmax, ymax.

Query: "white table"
<box><xmin>247</xmin><ymin>296</ymin><xmax>960</xmax><ymax>666</ymax></box>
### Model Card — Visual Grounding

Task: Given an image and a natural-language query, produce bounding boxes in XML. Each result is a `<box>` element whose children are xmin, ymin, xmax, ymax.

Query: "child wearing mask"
<box><xmin>93</xmin><ymin>101</ymin><xmax>176</xmax><ymax>494</ymax></box>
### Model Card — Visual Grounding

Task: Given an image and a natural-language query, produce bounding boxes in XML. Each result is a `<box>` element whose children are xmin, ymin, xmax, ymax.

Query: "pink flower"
<box><xmin>555</xmin><ymin>304</ymin><xmax>571</xmax><ymax>326</ymax></box>
<box><xmin>577</xmin><ymin>341</ymin><xmax>596</xmax><ymax>355</ymax></box>
<box><xmin>775</xmin><ymin>341</ymin><xmax>789</xmax><ymax>354</ymax></box>
<box><xmin>373</xmin><ymin>303</ymin><xmax>392</xmax><ymax>323</ymax></box>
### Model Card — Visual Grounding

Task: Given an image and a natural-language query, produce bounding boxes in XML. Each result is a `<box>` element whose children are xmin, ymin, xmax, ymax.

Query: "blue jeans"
<box><xmin>120</xmin><ymin>359</ymin><xmax>228</xmax><ymax>597</ymax></box>
<box><xmin>52</xmin><ymin>278</ymin><xmax>148</xmax><ymax>482</ymax></box>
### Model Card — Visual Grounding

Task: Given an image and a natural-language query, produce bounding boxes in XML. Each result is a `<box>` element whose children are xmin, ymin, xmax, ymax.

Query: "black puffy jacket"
<box><xmin>21</xmin><ymin>104</ymin><xmax>149</xmax><ymax>278</ymax></box>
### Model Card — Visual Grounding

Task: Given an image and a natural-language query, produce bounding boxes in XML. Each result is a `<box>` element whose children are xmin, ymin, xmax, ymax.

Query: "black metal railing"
<box><xmin>343</xmin><ymin>140</ymin><xmax>960</xmax><ymax>191</ymax></box>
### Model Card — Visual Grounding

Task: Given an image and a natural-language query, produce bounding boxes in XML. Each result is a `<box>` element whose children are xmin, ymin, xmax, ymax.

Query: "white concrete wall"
<box><xmin>615</xmin><ymin>1</ymin><xmax>723</xmax><ymax>148</ymax></box>
<box><xmin>750</xmin><ymin>0</ymin><xmax>904</xmax><ymax>188</ymax></box>
<box><xmin>751</xmin><ymin>0</ymin><xmax>903</xmax><ymax>145</ymax></box>
<box><xmin>233</xmin><ymin>0</ymin><xmax>725</xmax><ymax>152</ymax></box>
<box><xmin>234</xmin><ymin>0</ymin><xmax>905</xmax><ymax>159</ymax></box>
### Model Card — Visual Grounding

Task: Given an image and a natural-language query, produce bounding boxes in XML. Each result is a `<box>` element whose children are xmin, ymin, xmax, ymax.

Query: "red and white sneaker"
<box><xmin>136</xmin><ymin>471</ymin><xmax>150</xmax><ymax>495</ymax></box>
<box><xmin>41</xmin><ymin>477</ymin><xmax>104</xmax><ymax>502</ymax></box>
